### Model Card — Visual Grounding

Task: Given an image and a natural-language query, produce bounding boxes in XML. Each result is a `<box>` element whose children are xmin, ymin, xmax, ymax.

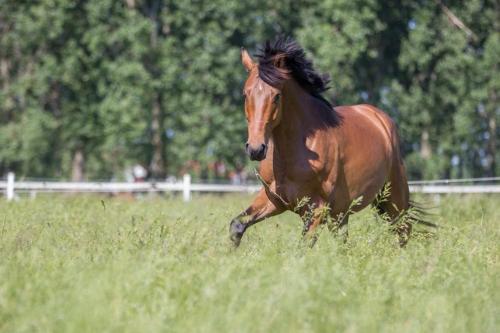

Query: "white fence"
<box><xmin>1</xmin><ymin>172</ymin><xmax>499</xmax><ymax>202</ymax></box>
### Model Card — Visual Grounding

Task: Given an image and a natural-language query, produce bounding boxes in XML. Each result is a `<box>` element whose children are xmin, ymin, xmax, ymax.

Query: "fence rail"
<box><xmin>1</xmin><ymin>172</ymin><xmax>499</xmax><ymax>202</ymax></box>
<box><xmin>408</xmin><ymin>177</ymin><xmax>500</xmax><ymax>185</ymax></box>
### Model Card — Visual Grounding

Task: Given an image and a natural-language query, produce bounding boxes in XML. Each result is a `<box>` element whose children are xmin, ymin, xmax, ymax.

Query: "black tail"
<box><xmin>408</xmin><ymin>200</ymin><xmax>438</xmax><ymax>228</ymax></box>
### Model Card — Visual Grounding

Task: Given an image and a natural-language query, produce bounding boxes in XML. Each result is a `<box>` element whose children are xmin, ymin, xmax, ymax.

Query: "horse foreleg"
<box><xmin>300</xmin><ymin>199</ymin><xmax>328</xmax><ymax>247</ymax></box>
<box><xmin>328</xmin><ymin>212</ymin><xmax>349</xmax><ymax>243</ymax></box>
<box><xmin>229</xmin><ymin>189</ymin><xmax>283</xmax><ymax>247</ymax></box>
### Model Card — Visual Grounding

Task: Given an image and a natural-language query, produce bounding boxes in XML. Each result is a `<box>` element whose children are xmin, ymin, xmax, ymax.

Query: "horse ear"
<box><xmin>241</xmin><ymin>48</ymin><xmax>255</xmax><ymax>72</ymax></box>
<box><xmin>273</xmin><ymin>54</ymin><xmax>287</xmax><ymax>69</ymax></box>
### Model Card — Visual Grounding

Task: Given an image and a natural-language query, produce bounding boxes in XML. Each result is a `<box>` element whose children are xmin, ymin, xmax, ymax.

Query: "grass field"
<box><xmin>0</xmin><ymin>194</ymin><xmax>498</xmax><ymax>332</ymax></box>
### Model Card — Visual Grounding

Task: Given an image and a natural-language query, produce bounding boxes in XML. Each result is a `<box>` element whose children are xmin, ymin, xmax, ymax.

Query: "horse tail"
<box><xmin>408</xmin><ymin>199</ymin><xmax>438</xmax><ymax>228</ymax></box>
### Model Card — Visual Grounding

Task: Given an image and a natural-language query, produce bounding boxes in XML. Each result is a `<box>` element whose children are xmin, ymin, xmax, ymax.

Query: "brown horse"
<box><xmin>230</xmin><ymin>37</ymin><xmax>420</xmax><ymax>247</ymax></box>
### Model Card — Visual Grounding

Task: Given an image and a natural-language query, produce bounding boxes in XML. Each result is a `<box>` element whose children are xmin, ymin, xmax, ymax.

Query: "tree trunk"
<box><xmin>0</xmin><ymin>58</ymin><xmax>9</xmax><ymax>88</ymax></box>
<box><xmin>149</xmin><ymin>93</ymin><xmax>165</xmax><ymax>178</ymax></box>
<box><xmin>0</xmin><ymin>58</ymin><xmax>11</xmax><ymax>122</ymax></box>
<box><xmin>420</xmin><ymin>130</ymin><xmax>432</xmax><ymax>159</ymax></box>
<box><xmin>124</xmin><ymin>0</ymin><xmax>136</xmax><ymax>9</ymax></box>
<box><xmin>71</xmin><ymin>147</ymin><xmax>85</xmax><ymax>181</ymax></box>
<box><xmin>147</xmin><ymin>0</ymin><xmax>166</xmax><ymax>179</ymax></box>
<box><xmin>486</xmin><ymin>90</ymin><xmax>497</xmax><ymax>176</ymax></box>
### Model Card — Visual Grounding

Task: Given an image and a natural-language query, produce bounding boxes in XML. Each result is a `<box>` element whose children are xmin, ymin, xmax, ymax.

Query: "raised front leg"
<box><xmin>229</xmin><ymin>189</ymin><xmax>284</xmax><ymax>247</ymax></box>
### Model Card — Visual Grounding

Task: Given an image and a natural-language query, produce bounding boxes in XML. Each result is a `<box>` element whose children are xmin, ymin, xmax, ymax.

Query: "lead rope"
<box><xmin>254</xmin><ymin>168</ymin><xmax>290</xmax><ymax>208</ymax></box>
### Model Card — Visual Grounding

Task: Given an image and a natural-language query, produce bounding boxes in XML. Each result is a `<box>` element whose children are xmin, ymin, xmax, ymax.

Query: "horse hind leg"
<box><xmin>372</xmin><ymin>165</ymin><xmax>412</xmax><ymax>246</ymax></box>
<box><xmin>328</xmin><ymin>212</ymin><xmax>349</xmax><ymax>243</ymax></box>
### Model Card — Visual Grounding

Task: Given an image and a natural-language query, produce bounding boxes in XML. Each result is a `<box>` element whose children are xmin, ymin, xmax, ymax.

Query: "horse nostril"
<box><xmin>245</xmin><ymin>143</ymin><xmax>249</xmax><ymax>150</ymax></box>
<box><xmin>260</xmin><ymin>144</ymin><xmax>266</xmax><ymax>151</ymax></box>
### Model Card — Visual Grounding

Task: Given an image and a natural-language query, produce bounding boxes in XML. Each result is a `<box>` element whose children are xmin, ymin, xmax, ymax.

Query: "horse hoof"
<box><xmin>229</xmin><ymin>219</ymin><xmax>245</xmax><ymax>246</ymax></box>
<box><xmin>230</xmin><ymin>234</ymin><xmax>241</xmax><ymax>247</ymax></box>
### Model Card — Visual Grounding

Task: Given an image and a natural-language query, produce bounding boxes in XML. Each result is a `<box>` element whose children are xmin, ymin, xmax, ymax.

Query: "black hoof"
<box><xmin>229</xmin><ymin>219</ymin><xmax>246</xmax><ymax>247</ymax></box>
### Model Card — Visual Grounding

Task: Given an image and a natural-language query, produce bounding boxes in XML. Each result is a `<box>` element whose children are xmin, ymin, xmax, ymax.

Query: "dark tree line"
<box><xmin>0</xmin><ymin>0</ymin><xmax>498</xmax><ymax>180</ymax></box>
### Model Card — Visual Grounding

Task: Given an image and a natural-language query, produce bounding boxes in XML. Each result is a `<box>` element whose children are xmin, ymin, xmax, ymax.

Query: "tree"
<box><xmin>388</xmin><ymin>0</ymin><xmax>499</xmax><ymax>179</ymax></box>
<box><xmin>0</xmin><ymin>0</ymin><xmax>497</xmax><ymax>180</ymax></box>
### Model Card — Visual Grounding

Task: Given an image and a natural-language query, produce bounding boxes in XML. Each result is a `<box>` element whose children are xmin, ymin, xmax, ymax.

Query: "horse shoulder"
<box><xmin>301</xmin><ymin>126</ymin><xmax>342</xmax><ymax>198</ymax></box>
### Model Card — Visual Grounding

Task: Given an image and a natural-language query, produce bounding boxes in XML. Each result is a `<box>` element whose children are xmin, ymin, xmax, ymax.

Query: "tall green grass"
<box><xmin>0</xmin><ymin>194</ymin><xmax>498</xmax><ymax>332</ymax></box>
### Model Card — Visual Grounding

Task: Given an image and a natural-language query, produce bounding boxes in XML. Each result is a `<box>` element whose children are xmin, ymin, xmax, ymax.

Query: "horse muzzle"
<box><xmin>245</xmin><ymin>143</ymin><xmax>267</xmax><ymax>161</ymax></box>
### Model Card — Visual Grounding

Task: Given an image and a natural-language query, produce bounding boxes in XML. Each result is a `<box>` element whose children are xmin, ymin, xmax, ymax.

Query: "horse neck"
<box><xmin>272</xmin><ymin>80</ymin><xmax>318</xmax><ymax>157</ymax></box>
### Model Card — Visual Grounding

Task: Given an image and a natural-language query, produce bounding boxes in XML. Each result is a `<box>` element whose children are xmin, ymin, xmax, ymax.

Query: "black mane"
<box><xmin>255</xmin><ymin>36</ymin><xmax>339</xmax><ymax>126</ymax></box>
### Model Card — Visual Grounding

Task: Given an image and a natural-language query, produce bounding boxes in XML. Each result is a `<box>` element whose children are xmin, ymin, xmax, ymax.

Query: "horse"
<box><xmin>229</xmin><ymin>36</ymin><xmax>425</xmax><ymax>247</ymax></box>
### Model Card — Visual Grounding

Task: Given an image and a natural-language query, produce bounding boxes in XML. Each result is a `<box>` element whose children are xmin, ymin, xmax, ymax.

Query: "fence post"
<box><xmin>6</xmin><ymin>172</ymin><xmax>15</xmax><ymax>201</ymax></box>
<box><xmin>183</xmin><ymin>174</ymin><xmax>191</xmax><ymax>202</ymax></box>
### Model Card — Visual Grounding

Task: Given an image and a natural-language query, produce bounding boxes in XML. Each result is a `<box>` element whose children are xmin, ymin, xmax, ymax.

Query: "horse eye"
<box><xmin>273</xmin><ymin>94</ymin><xmax>281</xmax><ymax>104</ymax></box>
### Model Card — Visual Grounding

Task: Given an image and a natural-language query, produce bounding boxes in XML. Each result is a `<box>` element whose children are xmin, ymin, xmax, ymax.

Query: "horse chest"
<box><xmin>271</xmin><ymin>146</ymin><xmax>315</xmax><ymax>176</ymax></box>
<box><xmin>269</xmin><ymin>134</ymin><xmax>333</xmax><ymax>203</ymax></box>
<box><xmin>272</xmin><ymin>157</ymin><xmax>327</xmax><ymax>202</ymax></box>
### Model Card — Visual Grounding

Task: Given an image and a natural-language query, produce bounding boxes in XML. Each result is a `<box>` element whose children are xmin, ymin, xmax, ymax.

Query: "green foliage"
<box><xmin>385</xmin><ymin>0</ymin><xmax>499</xmax><ymax>178</ymax></box>
<box><xmin>0</xmin><ymin>0</ymin><xmax>498</xmax><ymax>179</ymax></box>
<box><xmin>0</xmin><ymin>194</ymin><xmax>498</xmax><ymax>332</ymax></box>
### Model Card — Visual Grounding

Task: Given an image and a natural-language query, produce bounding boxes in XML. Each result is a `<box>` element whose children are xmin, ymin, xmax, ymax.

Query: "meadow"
<box><xmin>0</xmin><ymin>194</ymin><xmax>498</xmax><ymax>332</ymax></box>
